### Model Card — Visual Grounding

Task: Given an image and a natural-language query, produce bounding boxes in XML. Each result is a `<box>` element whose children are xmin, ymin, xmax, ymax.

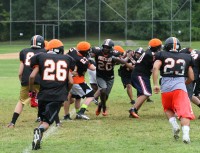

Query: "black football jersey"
<box><xmin>181</xmin><ymin>49</ymin><xmax>200</xmax><ymax>80</ymax></box>
<box><xmin>67</xmin><ymin>48</ymin><xmax>90</xmax><ymax>76</ymax></box>
<box><xmin>30</xmin><ymin>52</ymin><xmax>75</xmax><ymax>101</ymax></box>
<box><xmin>19</xmin><ymin>48</ymin><xmax>46</xmax><ymax>86</ymax></box>
<box><xmin>132</xmin><ymin>49</ymin><xmax>155</xmax><ymax>77</ymax></box>
<box><xmin>119</xmin><ymin>57</ymin><xmax>136</xmax><ymax>78</ymax></box>
<box><xmin>190</xmin><ymin>50</ymin><xmax>200</xmax><ymax>80</ymax></box>
<box><xmin>155</xmin><ymin>51</ymin><xmax>194</xmax><ymax>77</ymax></box>
<box><xmin>91</xmin><ymin>47</ymin><xmax>119</xmax><ymax>80</ymax></box>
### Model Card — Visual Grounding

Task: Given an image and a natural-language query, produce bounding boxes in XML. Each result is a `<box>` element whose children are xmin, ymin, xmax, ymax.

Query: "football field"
<box><xmin>0</xmin><ymin>41</ymin><xmax>200</xmax><ymax>153</ymax></box>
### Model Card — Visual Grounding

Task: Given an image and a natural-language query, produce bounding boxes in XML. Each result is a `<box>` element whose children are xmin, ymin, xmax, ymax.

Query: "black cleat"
<box><xmin>63</xmin><ymin>114</ymin><xmax>72</xmax><ymax>120</ymax></box>
<box><xmin>146</xmin><ymin>98</ymin><xmax>154</xmax><ymax>102</ymax></box>
<box><xmin>130</xmin><ymin>100</ymin><xmax>135</xmax><ymax>104</ymax></box>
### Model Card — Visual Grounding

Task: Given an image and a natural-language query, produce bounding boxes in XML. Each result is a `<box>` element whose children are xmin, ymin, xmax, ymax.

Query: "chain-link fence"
<box><xmin>0</xmin><ymin>0</ymin><xmax>192</xmax><ymax>47</ymax></box>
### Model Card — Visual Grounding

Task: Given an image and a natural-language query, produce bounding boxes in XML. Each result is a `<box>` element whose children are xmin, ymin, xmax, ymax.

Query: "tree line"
<box><xmin>0</xmin><ymin>0</ymin><xmax>200</xmax><ymax>41</ymax></box>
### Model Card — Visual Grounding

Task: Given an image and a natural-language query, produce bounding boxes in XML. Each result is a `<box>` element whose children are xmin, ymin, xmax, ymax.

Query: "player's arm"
<box><xmin>113</xmin><ymin>57</ymin><xmax>134</xmax><ymax>70</ymax></box>
<box><xmin>67</xmin><ymin>71</ymin><xmax>73</xmax><ymax>91</ymax></box>
<box><xmin>152</xmin><ymin>60</ymin><xmax>162</xmax><ymax>94</ymax></box>
<box><xmin>185</xmin><ymin>66</ymin><xmax>194</xmax><ymax>84</ymax></box>
<box><xmin>88</xmin><ymin>64</ymin><xmax>96</xmax><ymax>71</ymax></box>
<box><xmin>71</xmin><ymin>65</ymin><xmax>78</xmax><ymax>76</ymax></box>
<box><xmin>18</xmin><ymin>62</ymin><xmax>24</xmax><ymax>82</ymax></box>
<box><xmin>29</xmin><ymin>66</ymin><xmax>39</xmax><ymax>92</ymax></box>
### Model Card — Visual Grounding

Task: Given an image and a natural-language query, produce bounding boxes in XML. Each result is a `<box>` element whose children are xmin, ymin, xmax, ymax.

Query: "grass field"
<box><xmin>0</xmin><ymin>41</ymin><xmax>200</xmax><ymax>153</ymax></box>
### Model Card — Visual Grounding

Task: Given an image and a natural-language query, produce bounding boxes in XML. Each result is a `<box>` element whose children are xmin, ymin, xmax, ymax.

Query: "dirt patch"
<box><xmin>0</xmin><ymin>53</ymin><xmax>18</xmax><ymax>59</ymax></box>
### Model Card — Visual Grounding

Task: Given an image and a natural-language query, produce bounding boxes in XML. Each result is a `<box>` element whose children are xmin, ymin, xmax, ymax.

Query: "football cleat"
<box><xmin>129</xmin><ymin>108</ymin><xmax>140</xmax><ymax>118</ymax></box>
<box><xmin>76</xmin><ymin>114</ymin><xmax>90</xmax><ymax>120</ymax></box>
<box><xmin>130</xmin><ymin>100</ymin><xmax>135</xmax><ymax>104</ymax></box>
<box><xmin>95</xmin><ymin>104</ymin><xmax>102</xmax><ymax>116</ymax></box>
<box><xmin>93</xmin><ymin>99</ymin><xmax>99</xmax><ymax>105</ymax></box>
<box><xmin>173</xmin><ymin>127</ymin><xmax>180</xmax><ymax>140</ymax></box>
<box><xmin>56</xmin><ymin>123</ymin><xmax>62</xmax><ymax>127</ymax></box>
<box><xmin>35</xmin><ymin>117</ymin><xmax>41</xmax><ymax>122</ymax></box>
<box><xmin>102</xmin><ymin>107</ymin><xmax>108</xmax><ymax>116</ymax></box>
<box><xmin>146</xmin><ymin>98</ymin><xmax>154</xmax><ymax>102</ymax></box>
<box><xmin>32</xmin><ymin>128</ymin><xmax>41</xmax><ymax>150</ymax></box>
<box><xmin>7</xmin><ymin>123</ymin><xmax>15</xmax><ymax>128</ymax></box>
<box><xmin>63</xmin><ymin>114</ymin><xmax>72</xmax><ymax>120</ymax></box>
<box><xmin>183</xmin><ymin>134</ymin><xmax>190</xmax><ymax>144</ymax></box>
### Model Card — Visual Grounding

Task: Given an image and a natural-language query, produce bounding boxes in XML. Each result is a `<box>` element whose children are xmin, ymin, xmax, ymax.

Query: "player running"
<box><xmin>7</xmin><ymin>35</ymin><xmax>46</xmax><ymax>128</ymax></box>
<box><xmin>153</xmin><ymin>37</ymin><xmax>195</xmax><ymax>144</ymax></box>
<box><xmin>29</xmin><ymin>39</ymin><xmax>74</xmax><ymax>150</ymax></box>
<box><xmin>129</xmin><ymin>38</ymin><xmax>162</xmax><ymax>118</ymax></box>
<box><xmin>63</xmin><ymin>41</ymin><xmax>96</xmax><ymax>120</ymax></box>
<box><xmin>90</xmin><ymin>39</ymin><xmax>131</xmax><ymax>116</ymax></box>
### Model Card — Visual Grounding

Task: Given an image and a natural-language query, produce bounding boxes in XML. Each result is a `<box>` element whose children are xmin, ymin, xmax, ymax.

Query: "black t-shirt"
<box><xmin>30</xmin><ymin>52</ymin><xmax>75</xmax><ymax>101</ymax></box>
<box><xmin>155</xmin><ymin>51</ymin><xmax>194</xmax><ymax>77</ymax></box>
<box><xmin>132</xmin><ymin>49</ymin><xmax>155</xmax><ymax>78</ymax></box>
<box><xmin>91</xmin><ymin>47</ymin><xmax>120</xmax><ymax>80</ymax></box>
<box><xmin>19</xmin><ymin>48</ymin><xmax>46</xmax><ymax>86</ymax></box>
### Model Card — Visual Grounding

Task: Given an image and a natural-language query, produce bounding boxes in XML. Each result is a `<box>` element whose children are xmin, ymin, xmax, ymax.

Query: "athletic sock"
<box><xmin>182</xmin><ymin>125</ymin><xmax>190</xmax><ymax>136</ymax></box>
<box><xmin>169</xmin><ymin>117</ymin><xmax>179</xmax><ymax>129</ymax></box>
<box><xmin>76</xmin><ymin>109</ymin><xmax>79</xmax><ymax>113</ymax></box>
<box><xmin>11</xmin><ymin>112</ymin><xmax>20</xmax><ymax>125</ymax></box>
<box><xmin>79</xmin><ymin>107</ymin><xmax>87</xmax><ymax>114</ymax></box>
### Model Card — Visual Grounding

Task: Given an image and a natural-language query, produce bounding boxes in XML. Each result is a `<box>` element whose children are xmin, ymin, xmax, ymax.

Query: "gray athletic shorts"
<box><xmin>96</xmin><ymin>76</ymin><xmax>114</xmax><ymax>95</ymax></box>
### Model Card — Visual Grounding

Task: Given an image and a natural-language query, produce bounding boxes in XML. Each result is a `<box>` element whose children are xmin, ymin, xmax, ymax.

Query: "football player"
<box><xmin>129</xmin><ymin>38</ymin><xmax>162</xmax><ymax>118</ymax></box>
<box><xmin>180</xmin><ymin>48</ymin><xmax>200</xmax><ymax>114</ymax></box>
<box><xmin>7</xmin><ymin>35</ymin><xmax>46</xmax><ymax>128</ymax></box>
<box><xmin>117</xmin><ymin>47</ymin><xmax>136</xmax><ymax>105</ymax></box>
<box><xmin>29</xmin><ymin>39</ymin><xmax>74</xmax><ymax>150</ymax></box>
<box><xmin>90</xmin><ymin>39</ymin><xmax>131</xmax><ymax>116</ymax></box>
<box><xmin>63</xmin><ymin>41</ymin><xmax>96</xmax><ymax>120</ymax></box>
<box><xmin>153</xmin><ymin>37</ymin><xmax>195</xmax><ymax>144</ymax></box>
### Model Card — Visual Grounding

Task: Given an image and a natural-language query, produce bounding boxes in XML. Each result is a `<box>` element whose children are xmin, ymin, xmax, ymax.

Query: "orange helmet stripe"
<box><xmin>33</xmin><ymin>35</ymin><xmax>38</xmax><ymax>47</ymax></box>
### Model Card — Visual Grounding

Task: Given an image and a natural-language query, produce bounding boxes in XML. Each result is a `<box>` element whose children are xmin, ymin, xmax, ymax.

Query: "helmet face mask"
<box><xmin>148</xmin><ymin>38</ymin><xmax>162</xmax><ymax>52</ymax></box>
<box><xmin>46</xmin><ymin>39</ymin><xmax>64</xmax><ymax>54</ymax></box>
<box><xmin>79</xmin><ymin>51</ymin><xmax>89</xmax><ymax>57</ymax></box>
<box><xmin>102</xmin><ymin>39</ymin><xmax>114</xmax><ymax>54</ymax></box>
<box><xmin>76</xmin><ymin>41</ymin><xmax>91</xmax><ymax>57</ymax></box>
<box><xmin>134</xmin><ymin>47</ymin><xmax>144</xmax><ymax>60</ymax></box>
<box><xmin>31</xmin><ymin>35</ymin><xmax>44</xmax><ymax>49</ymax></box>
<box><xmin>164</xmin><ymin>37</ymin><xmax>181</xmax><ymax>52</ymax></box>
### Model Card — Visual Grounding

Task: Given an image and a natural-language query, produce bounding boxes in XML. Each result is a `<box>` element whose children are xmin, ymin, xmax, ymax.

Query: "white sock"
<box><xmin>169</xmin><ymin>117</ymin><xmax>179</xmax><ymax>129</ymax></box>
<box><xmin>182</xmin><ymin>126</ymin><xmax>190</xmax><ymax>136</ymax></box>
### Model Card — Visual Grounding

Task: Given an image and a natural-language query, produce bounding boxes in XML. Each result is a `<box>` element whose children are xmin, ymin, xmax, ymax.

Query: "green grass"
<box><xmin>1</xmin><ymin>42</ymin><xmax>200</xmax><ymax>153</ymax></box>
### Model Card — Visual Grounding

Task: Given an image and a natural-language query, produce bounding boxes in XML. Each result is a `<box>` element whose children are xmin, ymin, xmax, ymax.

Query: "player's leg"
<box><xmin>161</xmin><ymin>91</ymin><xmax>180</xmax><ymax>140</ymax></box>
<box><xmin>173</xmin><ymin>90</ymin><xmax>195</xmax><ymax>143</ymax></box>
<box><xmin>8</xmin><ymin>86</ymin><xmax>29</xmax><ymax>127</ymax></box>
<box><xmin>129</xmin><ymin>75</ymin><xmax>151</xmax><ymax>118</ymax></box>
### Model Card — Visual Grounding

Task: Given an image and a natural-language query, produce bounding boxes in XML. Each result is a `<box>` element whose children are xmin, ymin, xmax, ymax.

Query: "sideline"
<box><xmin>22</xmin><ymin>108</ymin><xmax>76</xmax><ymax>153</ymax></box>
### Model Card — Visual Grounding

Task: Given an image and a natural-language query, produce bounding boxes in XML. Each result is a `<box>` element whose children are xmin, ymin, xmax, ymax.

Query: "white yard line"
<box><xmin>22</xmin><ymin>108</ymin><xmax>76</xmax><ymax>153</ymax></box>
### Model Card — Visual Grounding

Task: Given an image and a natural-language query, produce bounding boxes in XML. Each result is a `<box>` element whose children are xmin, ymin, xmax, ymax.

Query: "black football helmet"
<box><xmin>31</xmin><ymin>35</ymin><xmax>45</xmax><ymax>49</ymax></box>
<box><xmin>102</xmin><ymin>39</ymin><xmax>114</xmax><ymax>54</ymax></box>
<box><xmin>163</xmin><ymin>37</ymin><xmax>181</xmax><ymax>52</ymax></box>
<box><xmin>135</xmin><ymin>47</ymin><xmax>145</xmax><ymax>55</ymax></box>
